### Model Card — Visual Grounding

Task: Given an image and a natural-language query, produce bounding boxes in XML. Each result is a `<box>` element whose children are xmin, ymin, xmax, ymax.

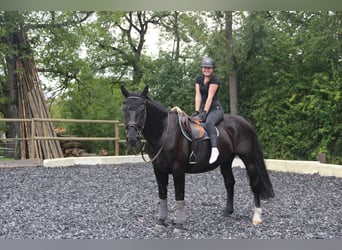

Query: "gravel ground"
<box><xmin>0</xmin><ymin>163</ymin><xmax>341</xmax><ymax>239</ymax></box>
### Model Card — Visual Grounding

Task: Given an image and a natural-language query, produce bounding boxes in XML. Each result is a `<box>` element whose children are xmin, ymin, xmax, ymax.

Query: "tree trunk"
<box><xmin>4</xmin><ymin>30</ymin><xmax>21</xmax><ymax>159</ymax></box>
<box><xmin>3</xmin><ymin>26</ymin><xmax>63</xmax><ymax>159</ymax></box>
<box><xmin>173</xmin><ymin>11</ymin><xmax>180</xmax><ymax>62</ymax></box>
<box><xmin>225</xmin><ymin>11</ymin><xmax>238</xmax><ymax>115</ymax></box>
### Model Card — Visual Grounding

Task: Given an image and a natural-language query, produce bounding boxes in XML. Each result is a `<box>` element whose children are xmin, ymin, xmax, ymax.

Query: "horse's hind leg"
<box><xmin>249</xmin><ymin>172</ymin><xmax>263</xmax><ymax>225</ymax></box>
<box><xmin>241</xmin><ymin>159</ymin><xmax>263</xmax><ymax>225</ymax></box>
<box><xmin>220</xmin><ymin>157</ymin><xmax>235</xmax><ymax>217</ymax></box>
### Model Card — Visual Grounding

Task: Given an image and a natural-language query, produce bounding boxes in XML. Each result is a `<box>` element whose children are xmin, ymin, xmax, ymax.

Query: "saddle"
<box><xmin>171</xmin><ymin>107</ymin><xmax>218</xmax><ymax>141</ymax></box>
<box><xmin>172</xmin><ymin>107</ymin><xmax>219</xmax><ymax>164</ymax></box>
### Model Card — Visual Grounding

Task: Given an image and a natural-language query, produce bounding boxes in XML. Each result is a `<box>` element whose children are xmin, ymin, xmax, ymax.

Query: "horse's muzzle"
<box><xmin>126</xmin><ymin>126</ymin><xmax>141</xmax><ymax>148</ymax></box>
<box><xmin>127</xmin><ymin>136</ymin><xmax>140</xmax><ymax>148</ymax></box>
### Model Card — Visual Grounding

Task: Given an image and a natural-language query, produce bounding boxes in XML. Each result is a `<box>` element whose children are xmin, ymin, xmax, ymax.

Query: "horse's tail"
<box><xmin>254</xmin><ymin>138</ymin><xmax>275</xmax><ymax>199</ymax></box>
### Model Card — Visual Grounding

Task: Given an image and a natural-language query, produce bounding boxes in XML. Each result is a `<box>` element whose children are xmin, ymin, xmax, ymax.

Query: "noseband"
<box><xmin>126</xmin><ymin>121</ymin><xmax>144</xmax><ymax>138</ymax></box>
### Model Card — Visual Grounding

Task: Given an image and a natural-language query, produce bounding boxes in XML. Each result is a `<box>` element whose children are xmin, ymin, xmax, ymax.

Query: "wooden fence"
<box><xmin>0</xmin><ymin>118</ymin><xmax>126</xmax><ymax>158</ymax></box>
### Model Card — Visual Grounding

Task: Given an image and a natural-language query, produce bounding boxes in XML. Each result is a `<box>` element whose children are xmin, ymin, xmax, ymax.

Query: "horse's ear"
<box><xmin>142</xmin><ymin>85</ymin><xmax>149</xmax><ymax>97</ymax></box>
<box><xmin>121</xmin><ymin>85</ymin><xmax>129</xmax><ymax>98</ymax></box>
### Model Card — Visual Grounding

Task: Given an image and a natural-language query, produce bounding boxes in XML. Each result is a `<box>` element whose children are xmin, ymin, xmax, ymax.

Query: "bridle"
<box><xmin>124</xmin><ymin>96</ymin><xmax>146</xmax><ymax>139</ymax></box>
<box><xmin>124</xmin><ymin>95</ymin><xmax>170</xmax><ymax>163</ymax></box>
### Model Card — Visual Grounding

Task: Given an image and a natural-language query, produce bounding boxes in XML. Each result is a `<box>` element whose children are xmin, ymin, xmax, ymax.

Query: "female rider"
<box><xmin>192</xmin><ymin>57</ymin><xmax>224</xmax><ymax>164</ymax></box>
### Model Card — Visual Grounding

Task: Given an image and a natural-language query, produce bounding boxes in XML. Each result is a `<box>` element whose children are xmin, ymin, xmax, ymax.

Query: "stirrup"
<box><xmin>189</xmin><ymin>151</ymin><xmax>197</xmax><ymax>164</ymax></box>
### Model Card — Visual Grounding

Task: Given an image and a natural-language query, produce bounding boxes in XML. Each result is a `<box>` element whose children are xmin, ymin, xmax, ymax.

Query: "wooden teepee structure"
<box><xmin>15</xmin><ymin>30</ymin><xmax>63</xmax><ymax>159</ymax></box>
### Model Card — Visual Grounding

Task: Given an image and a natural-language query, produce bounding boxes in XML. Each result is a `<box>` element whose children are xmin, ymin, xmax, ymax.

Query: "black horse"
<box><xmin>121</xmin><ymin>85</ymin><xmax>274</xmax><ymax>233</ymax></box>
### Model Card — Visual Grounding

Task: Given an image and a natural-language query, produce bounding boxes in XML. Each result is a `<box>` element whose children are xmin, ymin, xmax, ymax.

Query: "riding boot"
<box><xmin>209</xmin><ymin>147</ymin><xmax>219</xmax><ymax>164</ymax></box>
<box><xmin>207</xmin><ymin>117</ymin><xmax>220</xmax><ymax>164</ymax></box>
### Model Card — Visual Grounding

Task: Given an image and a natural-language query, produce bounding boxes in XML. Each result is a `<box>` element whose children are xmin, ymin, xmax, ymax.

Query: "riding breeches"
<box><xmin>206</xmin><ymin>103</ymin><xmax>224</xmax><ymax>147</ymax></box>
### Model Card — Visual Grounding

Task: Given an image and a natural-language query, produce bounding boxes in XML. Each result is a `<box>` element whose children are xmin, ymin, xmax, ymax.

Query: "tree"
<box><xmin>1</xmin><ymin>12</ymin><xmax>23</xmax><ymax>141</ymax></box>
<box><xmin>159</xmin><ymin>11</ymin><xmax>181</xmax><ymax>61</ymax></box>
<box><xmin>143</xmin><ymin>11</ymin><xmax>211</xmax><ymax>111</ymax></box>
<box><xmin>225</xmin><ymin>11</ymin><xmax>238</xmax><ymax>114</ymax></box>
<box><xmin>236</xmin><ymin>11</ymin><xmax>341</xmax><ymax>163</ymax></box>
<box><xmin>88</xmin><ymin>11</ymin><xmax>167</xmax><ymax>87</ymax></box>
<box><xmin>0</xmin><ymin>11</ymin><xmax>93</xmax><ymax>159</ymax></box>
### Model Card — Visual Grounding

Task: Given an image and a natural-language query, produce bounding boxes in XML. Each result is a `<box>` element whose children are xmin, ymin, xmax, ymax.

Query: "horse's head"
<box><xmin>121</xmin><ymin>85</ymin><xmax>149</xmax><ymax>147</ymax></box>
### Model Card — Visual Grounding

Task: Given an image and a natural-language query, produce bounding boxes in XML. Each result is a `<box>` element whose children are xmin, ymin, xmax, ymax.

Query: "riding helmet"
<box><xmin>201</xmin><ymin>57</ymin><xmax>215</xmax><ymax>68</ymax></box>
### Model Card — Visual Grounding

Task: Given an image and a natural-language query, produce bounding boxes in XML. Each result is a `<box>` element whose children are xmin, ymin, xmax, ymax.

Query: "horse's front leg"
<box><xmin>154</xmin><ymin>167</ymin><xmax>169</xmax><ymax>229</ymax></box>
<box><xmin>172</xmin><ymin>167</ymin><xmax>186</xmax><ymax>233</ymax></box>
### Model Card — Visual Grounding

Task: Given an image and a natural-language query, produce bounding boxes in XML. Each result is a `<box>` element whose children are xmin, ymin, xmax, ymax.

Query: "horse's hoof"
<box><xmin>223</xmin><ymin>209</ymin><xmax>233</xmax><ymax>217</ymax></box>
<box><xmin>155</xmin><ymin>224</ymin><xmax>166</xmax><ymax>230</ymax></box>
<box><xmin>173</xmin><ymin>223</ymin><xmax>185</xmax><ymax>233</ymax></box>
<box><xmin>155</xmin><ymin>219</ymin><xmax>168</xmax><ymax>230</ymax></box>
<box><xmin>252</xmin><ymin>207</ymin><xmax>262</xmax><ymax>225</ymax></box>
<box><xmin>252</xmin><ymin>218</ymin><xmax>262</xmax><ymax>225</ymax></box>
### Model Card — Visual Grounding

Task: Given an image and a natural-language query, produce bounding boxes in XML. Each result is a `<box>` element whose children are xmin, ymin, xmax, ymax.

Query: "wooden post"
<box><xmin>115</xmin><ymin>122</ymin><xmax>119</xmax><ymax>156</ymax></box>
<box><xmin>317</xmin><ymin>153</ymin><xmax>326</xmax><ymax>163</ymax></box>
<box><xmin>30</xmin><ymin>118</ymin><xmax>35</xmax><ymax>159</ymax></box>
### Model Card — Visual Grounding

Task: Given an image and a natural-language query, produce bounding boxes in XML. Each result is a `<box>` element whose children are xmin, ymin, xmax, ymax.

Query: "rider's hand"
<box><xmin>199</xmin><ymin>111</ymin><xmax>207</xmax><ymax>121</ymax></box>
<box><xmin>191</xmin><ymin>111</ymin><xmax>200</xmax><ymax>117</ymax></box>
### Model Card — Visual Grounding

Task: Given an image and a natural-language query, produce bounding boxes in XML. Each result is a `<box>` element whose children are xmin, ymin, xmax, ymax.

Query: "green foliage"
<box><xmin>56</xmin><ymin>74</ymin><xmax>125</xmax><ymax>154</ymax></box>
<box><xmin>251</xmin><ymin>72</ymin><xmax>341</xmax><ymax>162</ymax></box>
<box><xmin>142</xmin><ymin>53</ymin><xmax>197</xmax><ymax>113</ymax></box>
<box><xmin>238</xmin><ymin>11</ymin><xmax>342</xmax><ymax>163</ymax></box>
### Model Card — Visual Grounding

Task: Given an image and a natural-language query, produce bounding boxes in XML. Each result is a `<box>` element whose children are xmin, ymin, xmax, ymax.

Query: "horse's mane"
<box><xmin>127</xmin><ymin>89</ymin><xmax>168</xmax><ymax>114</ymax></box>
<box><xmin>145</xmin><ymin>96</ymin><xmax>168</xmax><ymax>113</ymax></box>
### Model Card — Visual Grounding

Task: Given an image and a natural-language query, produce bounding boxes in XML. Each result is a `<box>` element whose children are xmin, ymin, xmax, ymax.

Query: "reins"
<box><xmin>141</xmin><ymin>111</ymin><xmax>171</xmax><ymax>163</ymax></box>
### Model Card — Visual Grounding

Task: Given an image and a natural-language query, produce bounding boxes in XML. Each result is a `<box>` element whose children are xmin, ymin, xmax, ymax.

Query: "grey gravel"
<box><xmin>0</xmin><ymin>163</ymin><xmax>341</xmax><ymax>239</ymax></box>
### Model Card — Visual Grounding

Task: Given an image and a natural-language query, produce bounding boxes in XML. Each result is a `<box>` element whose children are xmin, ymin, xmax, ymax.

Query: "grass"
<box><xmin>0</xmin><ymin>156</ymin><xmax>15</xmax><ymax>161</ymax></box>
